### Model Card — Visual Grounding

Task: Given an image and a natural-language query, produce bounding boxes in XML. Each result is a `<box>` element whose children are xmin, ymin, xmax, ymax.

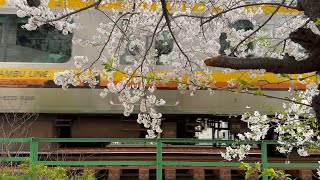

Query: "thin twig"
<box><xmin>117</xmin><ymin>14</ymin><xmax>165</xmax><ymax>94</ymax></box>
<box><xmin>45</xmin><ymin>0</ymin><xmax>103</xmax><ymax>22</ymax></box>
<box><xmin>231</xmin><ymin>2</ymin><xmax>284</xmax><ymax>55</ymax></box>
<box><xmin>160</xmin><ymin>0</ymin><xmax>195</xmax><ymax>70</ymax></box>
<box><xmin>79</xmin><ymin>12</ymin><xmax>137</xmax><ymax>75</ymax></box>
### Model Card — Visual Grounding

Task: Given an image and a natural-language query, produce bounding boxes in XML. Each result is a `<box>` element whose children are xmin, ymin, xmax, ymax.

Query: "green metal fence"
<box><xmin>0</xmin><ymin>138</ymin><xmax>318</xmax><ymax>180</ymax></box>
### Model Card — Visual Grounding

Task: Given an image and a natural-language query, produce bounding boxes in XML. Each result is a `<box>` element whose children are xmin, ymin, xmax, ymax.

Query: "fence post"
<box><xmin>29</xmin><ymin>137</ymin><xmax>38</xmax><ymax>164</ymax></box>
<box><xmin>156</xmin><ymin>138</ymin><xmax>163</xmax><ymax>180</ymax></box>
<box><xmin>261</xmin><ymin>141</ymin><xmax>268</xmax><ymax>180</ymax></box>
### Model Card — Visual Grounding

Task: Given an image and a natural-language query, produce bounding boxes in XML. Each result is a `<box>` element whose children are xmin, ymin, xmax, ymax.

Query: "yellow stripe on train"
<box><xmin>0</xmin><ymin>68</ymin><xmax>61</xmax><ymax>80</ymax></box>
<box><xmin>0</xmin><ymin>0</ymin><xmax>299</xmax><ymax>13</ymax></box>
<box><xmin>0</xmin><ymin>68</ymin><xmax>315</xmax><ymax>85</ymax></box>
<box><xmin>49</xmin><ymin>1</ymin><xmax>300</xmax><ymax>13</ymax></box>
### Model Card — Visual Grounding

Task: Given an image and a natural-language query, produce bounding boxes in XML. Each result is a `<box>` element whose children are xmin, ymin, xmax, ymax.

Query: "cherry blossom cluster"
<box><xmin>79</xmin><ymin>68</ymin><xmax>100</xmax><ymax>88</ymax></box>
<box><xmin>238</xmin><ymin>111</ymin><xmax>270</xmax><ymax>141</ymax></box>
<box><xmin>274</xmin><ymin>82</ymin><xmax>319</xmax><ymax>156</ymax></box>
<box><xmin>222</xmin><ymin>82</ymin><xmax>319</xmax><ymax>162</ymax></box>
<box><xmin>53</xmin><ymin>70</ymin><xmax>79</xmax><ymax>90</ymax></box>
<box><xmin>220</xmin><ymin>111</ymin><xmax>270</xmax><ymax>161</ymax></box>
<box><xmin>221</xmin><ymin>144</ymin><xmax>251</xmax><ymax>161</ymax></box>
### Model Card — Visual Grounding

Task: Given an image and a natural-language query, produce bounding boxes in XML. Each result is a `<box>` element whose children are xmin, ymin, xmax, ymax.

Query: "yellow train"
<box><xmin>0</xmin><ymin>0</ymin><xmax>316</xmax><ymax>141</ymax></box>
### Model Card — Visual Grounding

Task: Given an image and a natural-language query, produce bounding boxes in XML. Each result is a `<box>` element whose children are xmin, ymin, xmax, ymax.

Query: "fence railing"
<box><xmin>0</xmin><ymin>138</ymin><xmax>318</xmax><ymax>180</ymax></box>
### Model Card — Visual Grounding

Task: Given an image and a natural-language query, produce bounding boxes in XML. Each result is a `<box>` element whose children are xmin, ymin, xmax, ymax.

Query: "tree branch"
<box><xmin>204</xmin><ymin>54</ymin><xmax>320</xmax><ymax>74</ymax></box>
<box><xmin>45</xmin><ymin>0</ymin><xmax>102</xmax><ymax>22</ymax></box>
<box><xmin>159</xmin><ymin>0</ymin><xmax>194</xmax><ymax>70</ymax></box>
<box><xmin>289</xmin><ymin>28</ymin><xmax>320</xmax><ymax>52</ymax></box>
<box><xmin>300</xmin><ymin>0</ymin><xmax>320</xmax><ymax>30</ymax></box>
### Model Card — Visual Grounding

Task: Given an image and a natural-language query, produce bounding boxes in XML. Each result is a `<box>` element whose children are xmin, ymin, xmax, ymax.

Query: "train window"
<box><xmin>219</xmin><ymin>19</ymin><xmax>254</xmax><ymax>55</ymax></box>
<box><xmin>0</xmin><ymin>17</ymin><xmax>3</xmax><ymax>41</ymax></box>
<box><xmin>120</xmin><ymin>18</ymin><xmax>139</xmax><ymax>65</ymax></box>
<box><xmin>0</xmin><ymin>16</ymin><xmax>7</xmax><ymax>61</ymax></box>
<box><xmin>119</xmin><ymin>18</ymin><xmax>173</xmax><ymax>65</ymax></box>
<box><xmin>0</xmin><ymin>15</ymin><xmax>72</xmax><ymax>63</ymax></box>
<box><xmin>120</xmin><ymin>36</ymin><xmax>141</xmax><ymax>65</ymax></box>
<box><xmin>155</xmin><ymin>30</ymin><xmax>173</xmax><ymax>65</ymax></box>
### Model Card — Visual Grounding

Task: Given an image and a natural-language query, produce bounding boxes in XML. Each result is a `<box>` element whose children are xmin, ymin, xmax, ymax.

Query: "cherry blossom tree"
<box><xmin>6</xmin><ymin>0</ymin><xmax>320</xmax><ymax>177</ymax></box>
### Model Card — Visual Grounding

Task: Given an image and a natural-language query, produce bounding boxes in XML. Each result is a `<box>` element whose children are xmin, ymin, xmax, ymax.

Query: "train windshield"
<box><xmin>219</xmin><ymin>19</ymin><xmax>254</xmax><ymax>55</ymax></box>
<box><xmin>0</xmin><ymin>15</ymin><xmax>72</xmax><ymax>63</ymax></box>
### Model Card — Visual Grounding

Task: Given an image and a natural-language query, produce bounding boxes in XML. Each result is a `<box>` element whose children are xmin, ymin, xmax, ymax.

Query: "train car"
<box><xmin>0</xmin><ymin>0</ymin><xmax>316</xmax><ymax>148</ymax></box>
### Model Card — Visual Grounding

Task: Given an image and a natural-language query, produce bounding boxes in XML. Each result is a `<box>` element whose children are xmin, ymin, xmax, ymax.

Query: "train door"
<box><xmin>55</xmin><ymin>115</ymin><xmax>73</xmax><ymax>147</ymax></box>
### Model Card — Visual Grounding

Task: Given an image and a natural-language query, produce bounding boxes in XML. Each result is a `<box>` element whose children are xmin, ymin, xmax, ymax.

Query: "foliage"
<box><xmin>240</xmin><ymin>162</ymin><xmax>292</xmax><ymax>180</ymax></box>
<box><xmin>0</xmin><ymin>160</ymin><xmax>95</xmax><ymax>180</ymax></box>
<box><xmin>0</xmin><ymin>169</ymin><xmax>20</xmax><ymax>180</ymax></box>
<box><xmin>315</xmin><ymin>18</ymin><xmax>320</xmax><ymax>26</ymax></box>
<box><xmin>76</xmin><ymin>170</ymin><xmax>95</xmax><ymax>180</ymax></box>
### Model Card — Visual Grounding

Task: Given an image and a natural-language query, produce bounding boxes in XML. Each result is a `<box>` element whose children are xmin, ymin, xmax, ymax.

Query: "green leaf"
<box><xmin>254</xmin><ymin>88</ymin><xmax>263</xmax><ymax>96</ymax></box>
<box><xmin>103</xmin><ymin>58</ymin><xmax>114</xmax><ymax>72</ymax></box>
<box><xmin>250</xmin><ymin>84</ymin><xmax>258</xmax><ymax>89</ymax></box>
<box><xmin>279</xmin><ymin>73</ymin><xmax>289</xmax><ymax>78</ymax></box>
<box><xmin>315</xmin><ymin>18</ymin><xmax>320</xmax><ymax>26</ymax></box>
<box><xmin>77</xmin><ymin>170</ymin><xmax>95</xmax><ymax>180</ymax></box>
<box><xmin>237</xmin><ymin>84</ymin><xmax>245</xmax><ymax>92</ymax></box>
<box><xmin>239</xmin><ymin>162</ymin><xmax>250</xmax><ymax>170</ymax></box>
<box><xmin>107</xmin><ymin>58</ymin><xmax>113</xmax><ymax>65</ymax></box>
<box><xmin>256</xmin><ymin>79</ymin><xmax>269</xmax><ymax>83</ymax></box>
<box><xmin>268</xmin><ymin>107</ymin><xmax>274</xmax><ymax>113</ymax></box>
<box><xmin>245</xmin><ymin>171</ymin><xmax>252</xmax><ymax>180</ymax></box>
<box><xmin>316</xmin><ymin>71</ymin><xmax>320</xmax><ymax>79</ymax></box>
<box><xmin>238</xmin><ymin>78</ymin><xmax>249</xmax><ymax>85</ymax></box>
<box><xmin>146</xmin><ymin>72</ymin><xmax>155</xmax><ymax>83</ymax></box>
<box><xmin>149</xmin><ymin>72</ymin><xmax>155</xmax><ymax>79</ymax></box>
<box><xmin>263</xmin><ymin>168</ymin><xmax>275</xmax><ymax>176</ymax></box>
<box><xmin>255</xmin><ymin>162</ymin><xmax>261</xmax><ymax>171</ymax></box>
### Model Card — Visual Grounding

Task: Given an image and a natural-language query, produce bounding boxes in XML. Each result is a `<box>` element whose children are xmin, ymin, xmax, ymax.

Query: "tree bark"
<box><xmin>289</xmin><ymin>28</ymin><xmax>320</xmax><ymax>52</ymax></box>
<box><xmin>300</xmin><ymin>0</ymin><xmax>320</xmax><ymax>31</ymax></box>
<box><xmin>204</xmin><ymin>54</ymin><xmax>320</xmax><ymax>74</ymax></box>
<box><xmin>312</xmin><ymin>93</ymin><xmax>320</xmax><ymax>123</ymax></box>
